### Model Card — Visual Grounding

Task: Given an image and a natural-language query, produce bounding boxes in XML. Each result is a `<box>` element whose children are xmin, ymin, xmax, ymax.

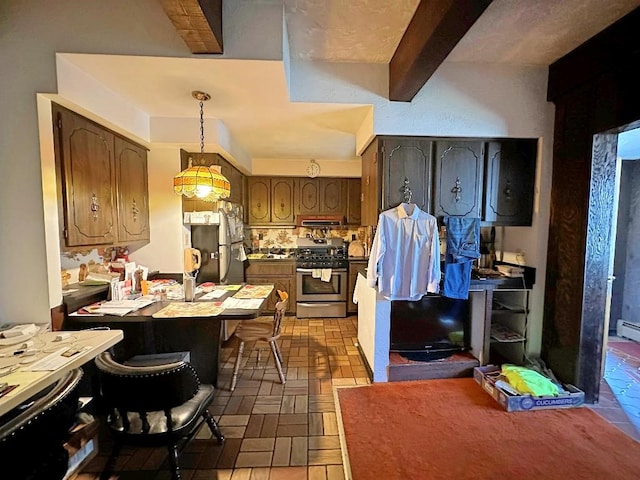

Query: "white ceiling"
<box><xmin>59</xmin><ymin>0</ymin><xmax>640</xmax><ymax>164</ymax></box>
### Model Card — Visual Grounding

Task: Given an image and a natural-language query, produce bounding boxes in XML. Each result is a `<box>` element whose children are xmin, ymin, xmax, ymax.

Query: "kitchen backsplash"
<box><xmin>247</xmin><ymin>226</ymin><xmax>372</xmax><ymax>251</ymax></box>
<box><xmin>60</xmin><ymin>227</ymin><xmax>373</xmax><ymax>286</ymax></box>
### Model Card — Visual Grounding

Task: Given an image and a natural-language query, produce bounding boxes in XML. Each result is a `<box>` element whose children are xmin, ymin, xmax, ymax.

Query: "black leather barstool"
<box><xmin>95</xmin><ymin>351</ymin><xmax>224</xmax><ymax>480</ymax></box>
<box><xmin>0</xmin><ymin>368</ymin><xmax>83</xmax><ymax>480</ymax></box>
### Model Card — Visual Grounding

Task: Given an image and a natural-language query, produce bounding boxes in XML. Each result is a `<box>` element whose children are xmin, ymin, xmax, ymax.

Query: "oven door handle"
<box><xmin>297</xmin><ymin>303</ymin><xmax>335</xmax><ymax>307</ymax></box>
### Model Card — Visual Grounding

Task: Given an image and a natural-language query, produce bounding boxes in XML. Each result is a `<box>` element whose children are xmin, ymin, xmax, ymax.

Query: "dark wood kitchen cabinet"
<box><xmin>361</xmin><ymin>138</ymin><xmax>381</xmax><ymax>226</ymax></box>
<box><xmin>54</xmin><ymin>104</ymin><xmax>149</xmax><ymax>247</ymax></box>
<box><xmin>248</xmin><ymin>176</ymin><xmax>359</xmax><ymax>225</ymax></box>
<box><xmin>247</xmin><ymin>177</ymin><xmax>295</xmax><ymax>225</ymax></box>
<box><xmin>244</xmin><ymin>261</ymin><xmax>296</xmax><ymax>314</ymax></box>
<box><xmin>382</xmin><ymin>137</ymin><xmax>433</xmax><ymax>213</ymax></box>
<box><xmin>360</xmin><ymin>136</ymin><xmax>432</xmax><ymax>225</ymax></box>
<box><xmin>115</xmin><ymin>137</ymin><xmax>149</xmax><ymax>243</ymax></box>
<box><xmin>363</xmin><ymin>135</ymin><xmax>536</xmax><ymax>226</ymax></box>
<box><xmin>247</xmin><ymin>177</ymin><xmax>271</xmax><ymax>224</ymax></box>
<box><xmin>433</xmin><ymin>139</ymin><xmax>484</xmax><ymax>218</ymax></box>
<box><xmin>296</xmin><ymin>178</ymin><xmax>346</xmax><ymax>216</ymax></box>
<box><xmin>483</xmin><ymin>139</ymin><xmax>537</xmax><ymax>226</ymax></box>
<box><xmin>346</xmin><ymin>178</ymin><xmax>362</xmax><ymax>225</ymax></box>
<box><xmin>271</xmin><ymin>177</ymin><xmax>296</xmax><ymax>224</ymax></box>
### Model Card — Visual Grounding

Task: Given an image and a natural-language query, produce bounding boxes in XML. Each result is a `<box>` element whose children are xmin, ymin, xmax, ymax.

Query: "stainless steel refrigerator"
<box><xmin>190</xmin><ymin>205</ymin><xmax>246</xmax><ymax>285</ymax></box>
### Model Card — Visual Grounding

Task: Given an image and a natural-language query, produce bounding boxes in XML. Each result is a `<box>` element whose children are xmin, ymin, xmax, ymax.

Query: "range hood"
<box><xmin>296</xmin><ymin>215</ymin><xmax>345</xmax><ymax>227</ymax></box>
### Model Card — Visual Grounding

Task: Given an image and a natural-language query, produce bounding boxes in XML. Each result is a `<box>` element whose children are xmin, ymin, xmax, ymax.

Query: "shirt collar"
<box><xmin>398</xmin><ymin>203</ymin><xmax>420</xmax><ymax>219</ymax></box>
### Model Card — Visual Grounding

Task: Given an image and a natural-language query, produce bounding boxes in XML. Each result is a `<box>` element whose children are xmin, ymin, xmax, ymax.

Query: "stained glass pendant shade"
<box><xmin>173</xmin><ymin>91</ymin><xmax>231</xmax><ymax>200</ymax></box>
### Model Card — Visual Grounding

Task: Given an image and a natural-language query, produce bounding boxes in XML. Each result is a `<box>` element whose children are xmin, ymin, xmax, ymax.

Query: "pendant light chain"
<box><xmin>174</xmin><ymin>90</ymin><xmax>230</xmax><ymax>200</ymax></box>
<box><xmin>199</xmin><ymin>99</ymin><xmax>205</xmax><ymax>155</ymax></box>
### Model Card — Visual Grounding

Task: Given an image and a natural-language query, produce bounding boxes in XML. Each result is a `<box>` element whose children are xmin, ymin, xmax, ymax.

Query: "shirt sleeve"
<box><xmin>366</xmin><ymin>215</ymin><xmax>385</xmax><ymax>288</ymax></box>
<box><xmin>426</xmin><ymin>217</ymin><xmax>441</xmax><ymax>294</ymax></box>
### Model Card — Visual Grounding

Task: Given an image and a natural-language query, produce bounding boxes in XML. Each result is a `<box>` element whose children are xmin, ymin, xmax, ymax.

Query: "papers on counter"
<box><xmin>25</xmin><ymin>347</ymin><xmax>87</xmax><ymax>371</ymax></box>
<box><xmin>0</xmin><ymin>324</ymin><xmax>39</xmax><ymax>346</ymax></box>
<box><xmin>79</xmin><ymin>297</ymin><xmax>156</xmax><ymax>316</ymax></box>
<box><xmin>199</xmin><ymin>290</ymin><xmax>227</xmax><ymax>300</ymax></box>
<box><xmin>233</xmin><ymin>284</ymin><xmax>274</xmax><ymax>299</ymax></box>
<box><xmin>221</xmin><ymin>297</ymin><xmax>264</xmax><ymax>310</ymax></box>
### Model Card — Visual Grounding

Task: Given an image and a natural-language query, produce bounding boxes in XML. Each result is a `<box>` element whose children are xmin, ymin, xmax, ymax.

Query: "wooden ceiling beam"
<box><xmin>161</xmin><ymin>0</ymin><xmax>223</xmax><ymax>54</ymax></box>
<box><xmin>389</xmin><ymin>0</ymin><xmax>492</xmax><ymax>102</ymax></box>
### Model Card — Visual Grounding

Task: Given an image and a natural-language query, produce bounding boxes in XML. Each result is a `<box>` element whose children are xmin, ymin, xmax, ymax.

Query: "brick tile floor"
<box><xmin>75</xmin><ymin>318</ymin><xmax>639</xmax><ymax>479</ymax></box>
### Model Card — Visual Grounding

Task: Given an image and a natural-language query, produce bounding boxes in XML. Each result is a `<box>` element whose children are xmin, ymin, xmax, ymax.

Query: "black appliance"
<box><xmin>295</xmin><ymin>238</ymin><xmax>348</xmax><ymax>318</ymax></box>
<box><xmin>390</xmin><ymin>295</ymin><xmax>470</xmax><ymax>360</ymax></box>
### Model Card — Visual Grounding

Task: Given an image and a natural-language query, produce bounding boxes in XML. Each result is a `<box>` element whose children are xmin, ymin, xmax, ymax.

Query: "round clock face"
<box><xmin>307</xmin><ymin>161</ymin><xmax>320</xmax><ymax>178</ymax></box>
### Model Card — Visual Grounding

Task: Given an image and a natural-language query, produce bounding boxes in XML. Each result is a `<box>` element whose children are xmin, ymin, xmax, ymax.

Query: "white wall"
<box><xmin>0</xmin><ymin>0</ymin><xmax>187</xmax><ymax>325</ymax></box>
<box><xmin>128</xmin><ymin>146</ymin><xmax>186</xmax><ymax>274</ymax></box>
<box><xmin>0</xmin><ymin>0</ymin><xmax>555</xmax><ymax>346</ymax></box>
<box><xmin>0</xmin><ymin>0</ymin><xmax>285</xmax><ymax>325</ymax></box>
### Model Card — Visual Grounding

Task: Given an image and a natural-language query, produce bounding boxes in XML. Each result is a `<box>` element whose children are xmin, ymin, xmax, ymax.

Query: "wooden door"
<box><xmin>247</xmin><ymin>177</ymin><xmax>271</xmax><ymax>224</ymax></box>
<box><xmin>297</xmin><ymin>178</ymin><xmax>320</xmax><ymax>214</ymax></box>
<box><xmin>320</xmin><ymin>178</ymin><xmax>346</xmax><ymax>214</ymax></box>
<box><xmin>271</xmin><ymin>178</ymin><xmax>295</xmax><ymax>224</ymax></box>
<box><xmin>433</xmin><ymin>140</ymin><xmax>484</xmax><ymax>218</ymax></box>
<box><xmin>361</xmin><ymin>138</ymin><xmax>380</xmax><ymax>226</ymax></box>
<box><xmin>382</xmin><ymin>138</ymin><xmax>433</xmax><ymax>213</ymax></box>
<box><xmin>484</xmin><ymin>139</ymin><xmax>537</xmax><ymax>226</ymax></box>
<box><xmin>346</xmin><ymin>178</ymin><xmax>362</xmax><ymax>225</ymax></box>
<box><xmin>55</xmin><ymin>105</ymin><xmax>116</xmax><ymax>246</ymax></box>
<box><xmin>115</xmin><ymin>137</ymin><xmax>149</xmax><ymax>243</ymax></box>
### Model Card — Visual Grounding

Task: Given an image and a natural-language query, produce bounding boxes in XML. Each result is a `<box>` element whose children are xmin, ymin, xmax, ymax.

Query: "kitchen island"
<box><xmin>63</xmin><ymin>284</ymin><xmax>274</xmax><ymax>388</ymax></box>
<box><xmin>355</xmin><ymin>265</ymin><xmax>535</xmax><ymax>382</ymax></box>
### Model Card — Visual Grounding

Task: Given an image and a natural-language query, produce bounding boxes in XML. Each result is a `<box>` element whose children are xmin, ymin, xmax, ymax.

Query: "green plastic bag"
<box><xmin>501</xmin><ymin>364</ymin><xmax>559</xmax><ymax>396</ymax></box>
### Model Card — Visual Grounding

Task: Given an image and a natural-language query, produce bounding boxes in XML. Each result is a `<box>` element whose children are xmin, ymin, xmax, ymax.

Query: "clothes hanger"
<box><xmin>399</xmin><ymin>178</ymin><xmax>415</xmax><ymax>214</ymax></box>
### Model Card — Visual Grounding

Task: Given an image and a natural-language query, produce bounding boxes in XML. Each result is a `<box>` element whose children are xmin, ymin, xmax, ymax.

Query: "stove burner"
<box><xmin>296</xmin><ymin>245</ymin><xmax>347</xmax><ymax>269</ymax></box>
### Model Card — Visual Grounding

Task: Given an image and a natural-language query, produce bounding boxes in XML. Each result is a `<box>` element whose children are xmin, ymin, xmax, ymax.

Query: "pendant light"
<box><xmin>173</xmin><ymin>91</ymin><xmax>231</xmax><ymax>200</ymax></box>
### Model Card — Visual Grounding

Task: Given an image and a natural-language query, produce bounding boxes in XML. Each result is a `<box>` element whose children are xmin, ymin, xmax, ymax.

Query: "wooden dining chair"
<box><xmin>230</xmin><ymin>290</ymin><xmax>289</xmax><ymax>392</ymax></box>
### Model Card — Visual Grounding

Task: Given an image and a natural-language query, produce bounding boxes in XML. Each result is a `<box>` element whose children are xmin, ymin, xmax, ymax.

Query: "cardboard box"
<box><xmin>473</xmin><ymin>365</ymin><xmax>585</xmax><ymax>412</ymax></box>
<box><xmin>64</xmin><ymin>419</ymin><xmax>100</xmax><ymax>479</ymax></box>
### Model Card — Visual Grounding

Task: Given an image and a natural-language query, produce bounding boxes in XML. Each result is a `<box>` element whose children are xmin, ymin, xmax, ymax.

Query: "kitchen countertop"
<box><xmin>245</xmin><ymin>255</ymin><xmax>296</xmax><ymax>261</ymax></box>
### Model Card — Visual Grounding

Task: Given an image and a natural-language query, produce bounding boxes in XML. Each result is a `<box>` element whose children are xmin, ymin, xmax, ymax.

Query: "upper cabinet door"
<box><xmin>115</xmin><ymin>137</ymin><xmax>149</xmax><ymax>243</ymax></box>
<box><xmin>382</xmin><ymin>138</ymin><xmax>433</xmax><ymax>213</ymax></box>
<box><xmin>319</xmin><ymin>178</ymin><xmax>346</xmax><ymax>214</ymax></box>
<box><xmin>55</xmin><ymin>106</ymin><xmax>116</xmax><ymax>247</ymax></box>
<box><xmin>360</xmin><ymin>138</ymin><xmax>380</xmax><ymax>226</ymax></box>
<box><xmin>271</xmin><ymin>178</ymin><xmax>295</xmax><ymax>224</ymax></box>
<box><xmin>346</xmin><ymin>178</ymin><xmax>362</xmax><ymax>225</ymax></box>
<box><xmin>433</xmin><ymin>140</ymin><xmax>484</xmax><ymax>218</ymax></box>
<box><xmin>484</xmin><ymin>139</ymin><xmax>537</xmax><ymax>226</ymax></box>
<box><xmin>297</xmin><ymin>178</ymin><xmax>320</xmax><ymax>214</ymax></box>
<box><xmin>247</xmin><ymin>177</ymin><xmax>271</xmax><ymax>224</ymax></box>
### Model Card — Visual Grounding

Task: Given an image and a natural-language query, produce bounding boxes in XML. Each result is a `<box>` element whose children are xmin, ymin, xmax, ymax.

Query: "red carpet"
<box><xmin>608</xmin><ymin>340</ymin><xmax>640</xmax><ymax>358</ymax></box>
<box><xmin>336</xmin><ymin>378</ymin><xmax>640</xmax><ymax>480</ymax></box>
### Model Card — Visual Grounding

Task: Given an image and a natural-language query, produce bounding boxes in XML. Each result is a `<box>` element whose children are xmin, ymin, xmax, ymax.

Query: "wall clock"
<box><xmin>306</xmin><ymin>159</ymin><xmax>320</xmax><ymax>178</ymax></box>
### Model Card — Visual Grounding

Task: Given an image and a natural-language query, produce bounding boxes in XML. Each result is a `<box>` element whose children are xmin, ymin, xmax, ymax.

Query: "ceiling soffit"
<box><xmin>160</xmin><ymin>0</ymin><xmax>223</xmax><ymax>54</ymax></box>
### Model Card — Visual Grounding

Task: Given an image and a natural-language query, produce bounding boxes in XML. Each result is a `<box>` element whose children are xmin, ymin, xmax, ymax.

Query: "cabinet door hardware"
<box><xmin>90</xmin><ymin>193</ymin><xmax>100</xmax><ymax>220</ymax></box>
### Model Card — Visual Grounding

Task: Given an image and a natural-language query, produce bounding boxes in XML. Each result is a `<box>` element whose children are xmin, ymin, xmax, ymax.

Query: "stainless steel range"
<box><xmin>296</xmin><ymin>238</ymin><xmax>348</xmax><ymax>318</ymax></box>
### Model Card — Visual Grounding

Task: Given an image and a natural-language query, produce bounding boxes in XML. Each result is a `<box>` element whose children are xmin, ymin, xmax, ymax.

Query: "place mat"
<box><xmin>152</xmin><ymin>302</ymin><xmax>224</xmax><ymax>318</ymax></box>
<box><xmin>233</xmin><ymin>284</ymin><xmax>274</xmax><ymax>299</ymax></box>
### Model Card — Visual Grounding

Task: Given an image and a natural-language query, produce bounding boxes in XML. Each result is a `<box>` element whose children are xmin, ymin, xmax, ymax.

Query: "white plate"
<box><xmin>0</xmin><ymin>331</ymin><xmax>36</xmax><ymax>346</ymax></box>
